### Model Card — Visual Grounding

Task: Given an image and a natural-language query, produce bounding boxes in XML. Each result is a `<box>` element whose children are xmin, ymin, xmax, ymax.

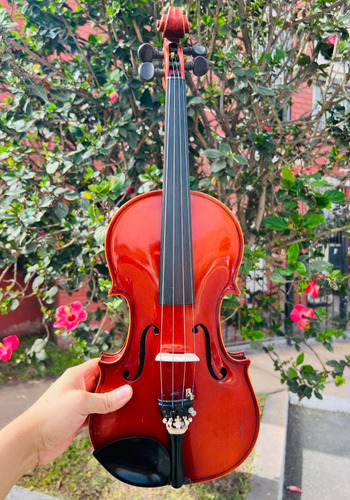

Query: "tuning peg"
<box><xmin>183</xmin><ymin>45</ymin><xmax>207</xmax><ymax>58</ymax></box>
<box><xmin>185</xmin><ymin>56</ymin><xmax>208</xmax><ymax>77</ymax></box>
<box><xmin>138</xmin><ymin>43</ymin><xmax>164</xmax><ymax>63</ymax></box>
<box><xmin>138</xmin><ymin>62</ymin><xmax>165</xmax><ymax>82</ymax></box>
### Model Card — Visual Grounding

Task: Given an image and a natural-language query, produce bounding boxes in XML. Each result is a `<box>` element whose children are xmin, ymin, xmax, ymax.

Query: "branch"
<box><xmin>61</xmin><ymin>17</ymin><xmax>101</xmax><ymax>89</ymax></box>
<box><xmin>207</xmin><ymin>0</ymin><xmax>224</xmax><ymax>61</ymax></box>
<box><xmin>284</xmin><ymin>0</ymin><xmax>347</xmax><ymax>28</ymax></box>
<box><xmin>134</xmin><ymin>122</ymin><xmax>157</xmax><ymax>154</ymax></box>
<box><xmin>132</xmin><ymin>19</ymin><xmax>143</xmax><ymax>44</ymax></box>
<box><xmin>236</xmin><ymin>0</ymin><xmax>253</xmax><ymax>59</ymax></box>
<box><xmin>0</xmin><ymin>30</ymin><xmax>65</xmax><ymax>78</ymax></box>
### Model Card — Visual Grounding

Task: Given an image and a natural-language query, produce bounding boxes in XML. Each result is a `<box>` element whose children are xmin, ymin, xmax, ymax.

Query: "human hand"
<box><xmin>26</xmin><ymin>358</ymin><xmax>133</xmax><ymax>465</ymax></box>
<box><xmin>0</xmin><ymin>358</ymin><xmax>132</xmax><ymax>498</ymax></box>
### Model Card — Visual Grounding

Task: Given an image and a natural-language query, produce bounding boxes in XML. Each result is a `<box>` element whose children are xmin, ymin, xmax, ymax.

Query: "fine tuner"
<box><xmin>138</xmin><ymin>42</ymin><xmax>209</xmax><ymax>82</ymax></box>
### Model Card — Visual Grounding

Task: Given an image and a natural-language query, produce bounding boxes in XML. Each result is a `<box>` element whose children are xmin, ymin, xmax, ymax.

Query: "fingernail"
<box><xmin>115</xmin><ymin>385</ymin><xmax>133</xmax><ymax>401</ymax></box>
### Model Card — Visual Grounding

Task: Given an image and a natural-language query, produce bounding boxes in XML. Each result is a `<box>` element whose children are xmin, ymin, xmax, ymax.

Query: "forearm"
<box><xmin>0</xmin><ymin>414</ymin><xmax>38</xmax><ymax>500</ymax></box>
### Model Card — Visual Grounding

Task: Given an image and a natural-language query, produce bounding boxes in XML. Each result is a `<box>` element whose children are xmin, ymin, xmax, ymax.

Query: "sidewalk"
<box><xmin>246</xmin><ymin>339</ymin><xmax>350</xmax><ymax>500</ymax></box>
<box><xmin>1</xmin><ymin>339</ymin><xmax>350</xmax><ymax>499</ymax></box>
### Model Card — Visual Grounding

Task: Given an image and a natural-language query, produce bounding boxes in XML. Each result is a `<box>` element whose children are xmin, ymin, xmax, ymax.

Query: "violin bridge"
<box><xmin>155</xmin><ymin>352</ymin><xmax>200</xmax><ymax>362</ymax></box>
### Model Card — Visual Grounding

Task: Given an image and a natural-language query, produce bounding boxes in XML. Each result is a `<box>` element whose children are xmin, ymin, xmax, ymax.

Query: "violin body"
<box><xmin>89</xmin><ymin>7</ymin><xmax>259</xmax><ymax>488</ymax></box>
<box><xmin>89</xmin><ymin>190</ymin><xmax>259</xmax><ymax>484</ymax></box>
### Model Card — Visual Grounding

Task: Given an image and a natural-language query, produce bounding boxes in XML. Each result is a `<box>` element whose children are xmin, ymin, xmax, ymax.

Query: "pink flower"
<box><xmin>290</xmin><ymin>304</ymin><xmax>315</xmax><ymax>329</ymax></box>
<box><xmin>0</xmin><ymin>335</ymin><xmax>20</xmax><ymax>362</ymax></box>
<box><xmin>54</xmin><ymin>301</ymin><xmax>87</xmax><ymax>332</ymax></box>
<box><xmin>109</xmin><ymin>91</ymin><xmax>118</xmax><ymax>104</ymax></box>
<box><xmin>307</xmin><ymin>279</ymin><xmax>320</xmax><ymax>299</ymax></box>
<box><xmin>326</xmin><ymin>35</ymin><xmax>337</xmax><ymax>46</ymax></box>
<box><xmin>286</xmin><ymin>485</ymin><xmax>303</xmax><ymax>493</ymax></box>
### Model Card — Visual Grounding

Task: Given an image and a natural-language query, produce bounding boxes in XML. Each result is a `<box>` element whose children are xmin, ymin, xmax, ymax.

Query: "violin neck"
<box><xmin>159</xmin><ymin>77</ymin><xmax>195</xmax><ymax>306</ymax></box>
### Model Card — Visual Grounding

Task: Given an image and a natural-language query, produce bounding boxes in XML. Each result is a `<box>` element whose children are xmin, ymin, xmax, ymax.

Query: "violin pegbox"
<box><xmin>138</xmin><ymin>6</ymin><xmax>208</xmax><ymax>83</ymax></box>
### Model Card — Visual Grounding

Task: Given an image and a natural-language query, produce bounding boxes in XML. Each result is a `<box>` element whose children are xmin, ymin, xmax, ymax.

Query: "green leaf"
<box><xmin>46</xmin><ymin>285</ymin><xmax>58</xmax><ymax>298</ymax></box>
<box><xmin>233</xmin><ymin>154</ymin><xmax>248</xmax><ymax>165</ymax></box>
<box><xmin>69</xmin><ymin>126</ymin><xmax>84</xmax><ymax>138</ymax></box>
<box><xmin>204</xmin><ymin>149</ymin><xmax>222</xmax><ymax>159</ymax></box>
<box><xmin>304</xmin><ymin>213</ymin><xmax>325</xmax><ymax>228</ymax></box>
<box><xmin>308</xmin><ymin>179</ymin><xmax>329</xmax><ymax>187</ymax></box>
<box><xmin>46</xmin><ymin>161</ymin><xmax>60</xmax><ymax>174</ymax></box>
<box><xmin>54</xmin><ymin>202</ymin><xmax>69</xmax><ymax>220</ymax></box>
<box><xmin>10</xmin><ymin>299</ymin><xmax>19</xmax><ymax>311</ymax></box>
<box><xmin>233</xmin><ymin>67</ymin><xmax>245</xmax><ymax>77</ymax></box>
<box><xmin>270</xmin><ymin>272</ymin><xmax>286</xmax><ymax>283</ymax></box>
<box><xmin>324</xmin><ymin>190</ymin><xmax>345</xmax><ymax>203</ymax></box>
<box><xmin>94</xmin><ymin>225</ymin><xmax>108</xmax><ymax>245</ymax></box>
<box><xmin>210</xmin><ymin>159</ymin><xmax>226</xmax><ymax>173</ymax></box>
<box><xmin>282</xmin><ymin>166</ymin><xmax>295</xmax><ymax>183</ymax></box>
<box><xmin>287</xmin><ymin>242</ymin><xmax>299</xmax><ymax>263</ymax></box>
<box><xmin>325</xmin><ymin>360</ymin><xmax>340</xmax><ymax>368</ymax></box>
<box><xmin>301</xmin><ymin>364</ymin><xmax>314</xmax><ymax>374</ymax></box>
<box><xmin>256</xmin><ymin>86</ymin><xmax>276</xmax><ymax>96</ymax></box>
<box><xmin>33</xmin><ymin>276</ymin><xmax>44</xmax><ymax>291</ymax></box>
<box><xmin>244</xmin><ymin>68</ymin><xmax>256</xmax><ymax>77</ymax></box>
<box><xmin>263</xmin><ymin>216</ymin><xmax>289</xmax><ymax>231</ymax></box>
<box><xmin>88</xmin><ymin>204</ymin><xmax>94</xmax><ymax>219</ymax></box>
<box><xmin>296</xmin><ymin>352</ymin><xmax>305</xmax><ymax>365</ymax></box>
<box><xmin>287</xmin><ymin>367</ymin><xmax>298</xmax><ymax>379</ymax></box>
<box><xmin>219</xmin><ymin>143</ymin><xmax>231</xmax><ymax>155</ymax></box>
<box><xmin>250</xmin><ymin>330</ymin><xmax>265</xmax><ymax>340</ymax></box>
<box><xmin>295</xmin><ymin>262</ymin><xmax>307</xmax><ymax>276</ymax></box>
<box><xmin>311</xmin><ymin>260</ymin><xmax>333</xmax><ymax>272</ymax></box>
<box><xmin>188</xmin><ymin>96</ymin><xmax>206</xmax><ymax>106</ymax></box>
<box><xmin>28</xmin><ymin>85</ymin><xmax>48</xmax><ymax>102</ymax></box>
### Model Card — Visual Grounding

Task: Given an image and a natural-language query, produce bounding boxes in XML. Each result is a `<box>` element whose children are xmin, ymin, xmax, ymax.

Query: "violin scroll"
<box><xmin>138</xmin><ymin>7</ymin><xmax>208</xmax><ymax>84</ymax></box>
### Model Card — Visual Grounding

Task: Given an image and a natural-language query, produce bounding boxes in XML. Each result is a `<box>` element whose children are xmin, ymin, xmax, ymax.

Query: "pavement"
<box><xmin>1</xmin><ymin>339</ymin><xmax>350</xmax><ymax>499</ymax></box>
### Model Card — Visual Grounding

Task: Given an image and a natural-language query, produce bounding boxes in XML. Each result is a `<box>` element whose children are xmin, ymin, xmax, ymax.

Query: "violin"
<box><xmin>88</xmin><ymin>7</ymin><xmax>260</xmax><ymax>489</ymax></box>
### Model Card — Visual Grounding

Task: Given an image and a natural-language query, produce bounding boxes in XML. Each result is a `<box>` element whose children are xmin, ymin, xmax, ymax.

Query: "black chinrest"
<box><xmin>93</xmin><ymin>437</ymin><xmax>171</xmax><ymax>487</ymax></box>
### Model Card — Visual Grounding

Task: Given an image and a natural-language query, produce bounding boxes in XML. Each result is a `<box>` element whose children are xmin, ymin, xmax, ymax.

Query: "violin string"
<box><xmin>159</xmin><ymin>74</ymin><xmax>172</xmax><ymax>407</ymax></box>
<box><xmin>184</xmin><ymin>83</ymin><xmax>197</xmax><ymax>396</ymax></box>
<box><xmin>171</xmin><ymin>75</ymin><xmax>176</xmax><ymax>408</ymax></box>
<box><xmin>179</xmin><ymin>74</ymin><xmax>187</xmax><ymax>408</ymax></box>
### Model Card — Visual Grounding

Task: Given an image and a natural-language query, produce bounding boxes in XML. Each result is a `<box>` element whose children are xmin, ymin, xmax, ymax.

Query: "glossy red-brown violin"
<box><xmin>88</xmin><ymin>7</ymin><xmax>260</xmax><ymax>488</ymax></box>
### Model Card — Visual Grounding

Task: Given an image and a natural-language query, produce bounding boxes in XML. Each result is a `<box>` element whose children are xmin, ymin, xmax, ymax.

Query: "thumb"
<box><xmin>85</xmin><ymin>385</ymin><xmax>133</xmax><ymax>415</ymax></box>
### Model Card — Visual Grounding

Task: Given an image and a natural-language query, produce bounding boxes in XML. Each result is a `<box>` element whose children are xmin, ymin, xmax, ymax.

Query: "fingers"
<box><xmin>62</xmin><ymin>358</ymin><xmax>100</xmax><ymax>391</ymax></box>
<box><xmin>84</xmin><ymin>385</ymin><xmax>133</xmax><ymax>415</ymax></box>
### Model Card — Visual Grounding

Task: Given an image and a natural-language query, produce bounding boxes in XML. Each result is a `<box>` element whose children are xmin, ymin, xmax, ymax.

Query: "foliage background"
<box><xmin>0</xmin><ymin>0</ymin><xmax>350</xmax><ymax>397</ymax></box>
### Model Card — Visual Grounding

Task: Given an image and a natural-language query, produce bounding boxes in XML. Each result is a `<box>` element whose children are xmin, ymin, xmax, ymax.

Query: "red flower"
<box><xmin>0</xmin><ymin>335</ymin><xmax>20</xmax><ymax>362</ymax></box>
<box><xmin>290</xmin><ymin>304</ymin><xmax>315</xmax><ymax>329</ymax></box>
<box><xmin>306</xmin><ymin>279</ymin><xmax>320</xmax><ymax>299</ymax></box>
<box><xmin>54</xmin><ymin>301</ymin><xmax>87</xmax><ymax>332</ymax></box>
<box><xmin>109</xmin><ymin>91</ymin><xmax>118</xmax><ymax>104</ymax></box>
<box><xmin>326</xmin><ymin>35</ymin><xmax>337</xmax><ymax>46</ymax></box>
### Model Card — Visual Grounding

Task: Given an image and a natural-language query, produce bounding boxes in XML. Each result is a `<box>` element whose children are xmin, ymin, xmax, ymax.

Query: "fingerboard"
<box><xmin>159</xmin><ymin>77</ymin><xmax>195</xmax><ymax>305</ymax></box>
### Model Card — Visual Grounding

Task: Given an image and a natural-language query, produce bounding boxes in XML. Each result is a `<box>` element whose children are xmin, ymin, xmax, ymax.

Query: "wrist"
<box><xmin>0</xmin><ymin>413</ymin><xmax>38</xmax><ymax>497</ymax></box>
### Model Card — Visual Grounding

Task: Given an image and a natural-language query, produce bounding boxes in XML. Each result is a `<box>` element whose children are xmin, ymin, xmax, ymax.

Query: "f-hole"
<box><xmin>193</xmin><ymin>323</ymin><xmax>228</xmax><ymax>381</ymax></box>
<box><xmin>123</xmin><ymin>325</ymin><xmax>159</xmax><ymax>382</ymax></box>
